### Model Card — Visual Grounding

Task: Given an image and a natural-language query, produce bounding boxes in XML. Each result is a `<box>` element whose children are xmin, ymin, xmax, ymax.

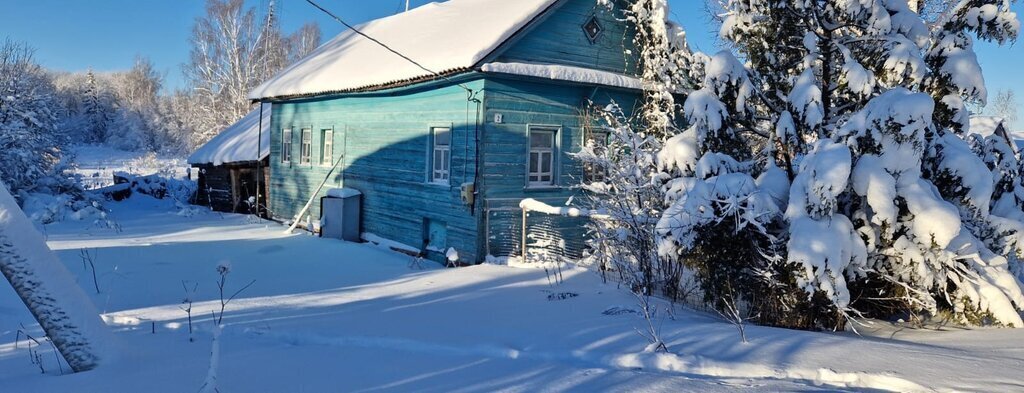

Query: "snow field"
<box><xmin>1</xmin><ymin>197</ymin><xmax>1023</xmax><ymax>391</ymax></box>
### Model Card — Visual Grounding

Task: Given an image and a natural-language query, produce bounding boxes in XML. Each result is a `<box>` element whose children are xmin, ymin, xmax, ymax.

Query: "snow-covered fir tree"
<box><xmin>701</xmin><ymin>0</ymin><xmax>1024</xmax><ymax>327</ymax></box>
<box><xmin>81</xmin><ymin>69</ymin><xmax>113</xmax><ymax>143</ymax></box>
<box><xmin>588</xmin><ymin>0</ymin><xmax>1023</xmax><ymax>329</ymax></box>
<box><xmin>655</xmin><ymin>47</ymin><xmax>817</xmax><ymax>327</ymax></box>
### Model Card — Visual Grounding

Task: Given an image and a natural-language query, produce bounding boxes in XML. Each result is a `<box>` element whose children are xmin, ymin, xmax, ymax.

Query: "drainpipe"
<box><xmin>256</xmin><ymin>102</ymin><xmax>264</xmax><ymax>218</ymax></box>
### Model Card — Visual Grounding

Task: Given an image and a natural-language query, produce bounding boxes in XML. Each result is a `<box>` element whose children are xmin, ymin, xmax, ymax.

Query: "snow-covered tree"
<box><xmin>0</xmin><ymin>39</ymin><xmax>66</xmax><ymax>196</ymax></box>
<box><xmin>579</xmin><ymin>103</ymin><xmax>668</xmax><ymax>293</ymax></box>
<box><xmin>707</xmin><ymin>0</ymin><xmax>1024</xmax><ymax>327</ymax></box>
<box><xmin>988</xmin><ymin>89</ymin><xmax>1019</xmax><ymax>129</ymax></box>
<box><xmin>654</xmin><ymin>45</ymin><xmax>818</xmax><ymax>325</ymax></box>
<box><xmin>579</xmin><ymin>0</ymin><xmax>699</xmax><ymax>298</ymax></box>
<box><xmin>80</xmin><ymin>69</ymin><xmax>114</xmax><ymax>143</ymax></box>
<box><xmin>0</xmin><ymin>180</ymin><xmax>111</xmax><ymax>372</ymax></box>
<box><xmin>288</xmin><ymin>23</ymin><xmax>322</xmax><ymax>64</ymax></box>
<box><xmin>183</xmin><ymin>0</ymin><xmax>322</xmax><ymax>149</ymax></box>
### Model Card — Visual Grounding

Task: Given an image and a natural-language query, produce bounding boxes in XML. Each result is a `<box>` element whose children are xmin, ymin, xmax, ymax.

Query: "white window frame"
<box><xmin>321</xmin><ymin>129</ymin><xmax>334</xmax><ymax>166</ymax></box>
<box><xmin>584</xmin><ymin>129</ymin><xmax>610</xmax><ymax>183</ymax></box>
<box><xmin>527</xmin><ymin>127</ymin><xmax>558</xmax><ymax>187</ymax></box>
<box><xmin>300</xmin><ymin>128</ymin><xmax>312</xmax><ymax>165</ymax></box>
<box><xmin>430</xmin><ymin>127</ymin><xmax>452</xmax><ymax>184</ymax></box>
<box><xmin>281</xmin><ymin>128</ymin><xmax>292</xmax><ymax>164</ymax></box>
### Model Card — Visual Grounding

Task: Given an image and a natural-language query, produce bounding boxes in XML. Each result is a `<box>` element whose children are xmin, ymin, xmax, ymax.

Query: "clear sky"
<box><xmin>1</xmin><ymin>0</ymin><xmax>1020</xmax><ymax>123</ymax></box>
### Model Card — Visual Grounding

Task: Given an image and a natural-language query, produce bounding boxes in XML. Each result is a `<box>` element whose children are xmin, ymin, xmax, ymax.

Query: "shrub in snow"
<box><xmin>213</xmin><ymin>260</ymin><xmax>254</xmax><ymax>325</ymax></box>
<box><xmin>575</xmin><ymin>0</ymin><xmax>703</xmax><ymax>303</ymax></box>
<box><xmin>577</xmin><ymin>103</ymin><xmax>672</xmax><ymax>295</ymax></box>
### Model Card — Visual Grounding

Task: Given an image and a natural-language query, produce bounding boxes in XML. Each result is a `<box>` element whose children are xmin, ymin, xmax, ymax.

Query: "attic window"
<box><xmin>583</xmin><ymin>16</ymin><xmax>603</xmax><ymax>44</ymax></box>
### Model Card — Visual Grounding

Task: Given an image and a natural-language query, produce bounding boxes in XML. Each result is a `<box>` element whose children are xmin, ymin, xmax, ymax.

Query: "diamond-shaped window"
<box><xmin>583</xmin><ymin>16</ymin><xmax>603</xmax><ymax>44</ymax></box>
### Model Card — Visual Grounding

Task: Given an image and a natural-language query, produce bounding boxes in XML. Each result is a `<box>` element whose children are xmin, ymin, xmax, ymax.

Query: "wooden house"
<box><xmin>248</xmin><ymin>0</ymin><xmax>643</xmax><ymax>263</ymax></box>
<box><xmin>970</xmin><ymin>116</ymin><xmax>1019</xmax><ymax>153</ymax></box>
<box><xmin>189</xmin><ymin>105</ymin><xmax>271</xmax><ymax>214</ymax></box>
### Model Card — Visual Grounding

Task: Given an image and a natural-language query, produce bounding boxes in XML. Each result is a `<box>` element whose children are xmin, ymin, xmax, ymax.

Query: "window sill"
<box><xmin>426</xmin><ymin>181</ymin><xmax>452</xmax><ymax>188</ymax></box>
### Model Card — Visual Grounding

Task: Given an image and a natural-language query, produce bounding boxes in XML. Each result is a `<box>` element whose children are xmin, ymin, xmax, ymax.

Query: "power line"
<box><xmin>302</xmin><ymin>0</ymin><xmax>474</xmax><ymax>95</ymax></box>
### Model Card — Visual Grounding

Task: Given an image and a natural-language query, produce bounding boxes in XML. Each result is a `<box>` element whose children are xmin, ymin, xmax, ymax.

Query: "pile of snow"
<box><xmin>103</xmin><ymin>172</ymin><xmax>196</xmax><ymax>203</ymax></box>
<box><xmin>70</xmin><ymin>146</ymin><xmax>188</xmax><ymax>191</ymax></box>
<box><xmin>19</xmin><ymin>192</ymin><xmax>109</xmax><ymax>225</ymax></box>
<box><xmin>361</xmin><ymin>232</ymin><xmax>420</xmax><ymax>255</ymax></box>
<box><xmin>188</xmin><ymin>105</ymin><xmax>271</xmax><ymax>166</ymax></box>
<box><xmin>249</xmin><ymin>0</ymin><xmax>559</xmax><ymax>99</ymax></box>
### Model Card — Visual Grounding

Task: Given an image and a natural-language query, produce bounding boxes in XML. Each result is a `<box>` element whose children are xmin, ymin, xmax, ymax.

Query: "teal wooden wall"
<box><xmin>479</xmin><ymin>76</ymin><xmax>638</xmax><ymax>257</ymax></box>
<box><xmin>265</xmin><ymin>0</ymin><xmax>644</xmax><ymax>262</ymax></box>
<box><xmin>496</xmin><ymin>0</ymin><xmax>637</xmax><ymax>75</ymax></box>
<box><xmin>269</xmin><ymin>79</ymin><xmax>486</xmax><ymax>262</ymax></box>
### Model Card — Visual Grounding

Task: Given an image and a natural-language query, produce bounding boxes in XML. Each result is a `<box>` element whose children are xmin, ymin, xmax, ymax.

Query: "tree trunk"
<box><xmin>0</xmin><ymin>182</ymin><xmax>109</xmax><ymax>372</ymax></box>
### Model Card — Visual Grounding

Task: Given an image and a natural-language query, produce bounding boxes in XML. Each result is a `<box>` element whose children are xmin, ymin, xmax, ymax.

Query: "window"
<box><xmin>583</xmin><ymin>16</ymin><xmax>604</xmax><ymax>44</ymax></box>
<box><xmin>584</xmin><ymin>130</ymin><xmax>610</xmax><ymax>182</ymax></box>
<box><xmin>281</xmin><ymin>129</ymin><xmax>292</xmax><ymax>163</ymax></box>
<box><xmin>528</xmin><ymin>128</ymin><xmax>556</xmax><ymax>186</ymax></box>
<box><xmin>431</xmin><ymin>127</ymin><xmax>451</xmax><ymax>184</ymax></box>
<box><xmin>321</xmin><ymin>129</ymin><xmax>334</xmax><ymax>166</ymax></box>
<box><xmin>300</xmin><ymin>128</ymin><xmax>312</xmax><ymax>164</ymax></box>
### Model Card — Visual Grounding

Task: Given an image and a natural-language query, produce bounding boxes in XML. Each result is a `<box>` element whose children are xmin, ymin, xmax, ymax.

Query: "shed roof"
<box><xmin>969</xmin><ymin>116</ymin><xmax>1007</xmax><ymax>138</ymax></box>
<box><xmin>188</xmin><ymin>105</ymin><xmax>271</xmax><ymax>166</ymax></box>
<box><xmin>248</xmin><ymin>0</ymin><xmax>560</xmax><ymax>100</ymax></box>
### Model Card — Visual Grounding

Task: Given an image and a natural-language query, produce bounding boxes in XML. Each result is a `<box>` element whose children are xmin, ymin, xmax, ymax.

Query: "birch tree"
<box><xmin>182</xmin><ymin>0</ymin><xmax>322</xmax><ymax>149</ymax></box>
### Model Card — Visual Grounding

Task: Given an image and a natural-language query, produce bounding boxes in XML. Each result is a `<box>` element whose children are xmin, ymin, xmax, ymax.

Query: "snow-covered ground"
<box><xmin>2</xmin><ymin>196</ymin><xmax>1024</xmax><ymax>392</ymax></box>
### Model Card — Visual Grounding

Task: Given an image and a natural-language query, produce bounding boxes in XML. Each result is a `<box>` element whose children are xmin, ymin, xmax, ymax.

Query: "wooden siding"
<box><xmin>265</xmin><ymin>0</ymin><xmax>644</xmax><ymax>262</ymax></box>
<box><xmin>268</xmin><ymin>80</ymin><xmax>486</xmax><ymax>262</ymax></box>
<box><xmin>495</xmin><ymin>0</ymin><xmax>637</xmax><ymax>75</ymax></box>
<box><xmin>193</xmin><ymin>161</ymin><xmax>268</xmax><ymax>214</ymax></box>
<box><xmin>479</xmin><ymin>76</ymin><xmax>638</xmax><ymax>257</ymax></box>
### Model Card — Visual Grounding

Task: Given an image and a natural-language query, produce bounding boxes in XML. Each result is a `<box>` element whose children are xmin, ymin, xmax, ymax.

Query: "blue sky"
<box><xmin>1</xmin><ymin>0</ymin><xmax>1020</xmax><ymax>122</ymax></box>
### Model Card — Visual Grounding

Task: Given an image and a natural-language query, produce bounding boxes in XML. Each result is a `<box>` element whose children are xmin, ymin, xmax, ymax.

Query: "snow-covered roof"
<box><xmin>249</xmin><ymin>0</ymin><xmax>560</xmax><ymax>100</ymax></box>
<box><xmin>969</xmin><ymin>116</ymin><xmax>1007</xmax><ymax>138</ymax></box>
<box><xmin>188</xmin><ymin>105</ymin><xmax>271</xmax><ymax>166</ymax></box>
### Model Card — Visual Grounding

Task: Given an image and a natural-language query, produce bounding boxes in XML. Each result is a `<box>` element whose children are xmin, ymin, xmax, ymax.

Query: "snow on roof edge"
<box><xmin>481</xmin><ymin>62</ymin><xmax>645</xmax><ymax>91</ymax></box>
<box><xmin>969</xmin><ymin>115</ymin><xmax>1009</xmax><ymax>138</ymax></box>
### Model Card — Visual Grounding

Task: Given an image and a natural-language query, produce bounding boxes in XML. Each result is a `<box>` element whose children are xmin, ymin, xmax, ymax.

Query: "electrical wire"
<box><xmin>303</xmin><ymin>0</ymin><xmax>474</xmax><ymax>95</ymax></box>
